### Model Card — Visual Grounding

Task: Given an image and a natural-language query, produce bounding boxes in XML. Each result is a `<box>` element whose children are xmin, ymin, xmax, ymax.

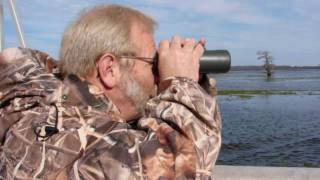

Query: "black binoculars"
<box><xmin>152</xmin><ymin>50</ymin><xmax>231</xmax><ymax>75</ymax></box>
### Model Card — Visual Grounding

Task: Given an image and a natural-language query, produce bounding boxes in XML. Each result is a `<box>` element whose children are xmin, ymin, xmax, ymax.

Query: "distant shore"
<box><xmin>231</xmin><ymin>65</ymin><xmax>320</xmax><ymax>71</ymax></box>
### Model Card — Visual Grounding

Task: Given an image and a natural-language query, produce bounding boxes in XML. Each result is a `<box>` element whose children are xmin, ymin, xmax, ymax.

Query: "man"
<box><xmin>0</xmin><ymin>4</ymin><xmax>221</xmax><ymax>179</ymax></box>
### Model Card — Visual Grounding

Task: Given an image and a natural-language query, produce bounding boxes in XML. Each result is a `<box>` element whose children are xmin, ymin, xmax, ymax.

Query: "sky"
<box><xmin>3</xmin><ymin>0</ymin><xmax>320</xmax><ymax>66</ymax></box>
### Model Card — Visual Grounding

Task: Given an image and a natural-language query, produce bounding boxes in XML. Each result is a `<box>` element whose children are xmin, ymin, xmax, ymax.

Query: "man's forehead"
<box><xmin>130</xmin><ymin>22</ymin><xmax>155</xmax><ymax>49</ymax></box>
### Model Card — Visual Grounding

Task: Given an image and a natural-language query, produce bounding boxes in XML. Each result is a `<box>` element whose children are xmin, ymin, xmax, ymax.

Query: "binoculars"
<box><xmin>152</xmin><ymin>50</ymin><xmax>231</xmax><ymax>75</ymax></box>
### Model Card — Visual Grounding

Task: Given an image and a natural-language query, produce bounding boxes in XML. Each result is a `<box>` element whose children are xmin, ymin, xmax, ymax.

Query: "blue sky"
<box><xmin>3</xmin><ymin>0</ymin><xmax>320</xmax><ymax>65</ymax></box>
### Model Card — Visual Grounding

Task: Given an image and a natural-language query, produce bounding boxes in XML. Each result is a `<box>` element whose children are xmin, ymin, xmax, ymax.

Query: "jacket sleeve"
<box><xmin>139</xmin><ymin>76</ymin><xmax>222</xmax><ymax>178</ymax></box>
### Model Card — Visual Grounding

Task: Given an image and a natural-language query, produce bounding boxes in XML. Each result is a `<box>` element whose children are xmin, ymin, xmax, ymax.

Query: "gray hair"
<box><xmin>59</xmin><ymin>4</ymin><xmax>156</xmax><ymax>77</ymax></box>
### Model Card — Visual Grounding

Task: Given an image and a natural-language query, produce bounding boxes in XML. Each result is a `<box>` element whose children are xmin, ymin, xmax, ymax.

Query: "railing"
<box><xmin>0</xmin><ymin>0</ymin><xmax>25</xmax><ymax>50</ymax></box>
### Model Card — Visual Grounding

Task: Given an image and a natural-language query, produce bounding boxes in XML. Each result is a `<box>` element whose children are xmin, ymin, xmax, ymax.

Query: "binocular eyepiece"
<box><xmin>152</xmin><ymin>50</ymin><xmax>231</xmax><ymax>75</ymax></box>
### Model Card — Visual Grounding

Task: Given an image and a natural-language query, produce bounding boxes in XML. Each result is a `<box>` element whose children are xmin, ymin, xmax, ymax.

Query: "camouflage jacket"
<box><xmin>0</xmin><ymin>48</ymin><xmax>221</xmax><ymax>179</ymax></box>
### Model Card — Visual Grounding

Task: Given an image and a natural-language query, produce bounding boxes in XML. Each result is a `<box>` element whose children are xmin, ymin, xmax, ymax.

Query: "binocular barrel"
<box><xmin>152</xmin><ymin>50</ymin><xmax>231</xmax><ymax>75</ymax></box>
<box><xmin>200</xmin><ymin>50</ymin><xmax>231</xmax><ymax>73</ymax></box>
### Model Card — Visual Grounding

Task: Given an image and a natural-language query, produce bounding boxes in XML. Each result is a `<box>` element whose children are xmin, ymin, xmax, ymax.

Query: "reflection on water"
<box><xmin>212</xmin><ymin>69</ymin><xmax>320</xmax><ymax>167</ymax></box>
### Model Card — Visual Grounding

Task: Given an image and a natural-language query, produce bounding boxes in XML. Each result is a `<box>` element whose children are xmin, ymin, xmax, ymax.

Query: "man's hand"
<box><xmin>158</xmin><ymin>36</ymin><xmax>205</xmax><ymax>82</ymax></box>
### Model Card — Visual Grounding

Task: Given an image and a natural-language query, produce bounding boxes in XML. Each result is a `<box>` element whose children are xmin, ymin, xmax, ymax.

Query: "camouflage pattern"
<box><xmin>0</xmin><ymin>48</ymin><xmax>221</xmax><ymax>179</ymax></box>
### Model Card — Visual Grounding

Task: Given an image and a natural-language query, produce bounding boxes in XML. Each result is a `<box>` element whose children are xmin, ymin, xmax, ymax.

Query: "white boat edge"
<box><xmin>212</xmin><ymin>165</ymin><xmax>320</xmax><ymax>180</ymax></box>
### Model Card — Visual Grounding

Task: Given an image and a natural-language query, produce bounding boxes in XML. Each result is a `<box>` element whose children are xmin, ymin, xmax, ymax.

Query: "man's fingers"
<box><xmin>194</xmin><ymin>43</ymin><xmax>205</xmax><ymax>59</ymax></box>
<box><xmin>171</xmin><ymin>35</ymin><xmax>182</xmax><ymax>49</ymax></box>
<box><xmin>159</xmin><ymin>40</ymin><xmax>169</xmax><ymax>51</ymax></box>
<box><xmin>158</xmin><ymin>36</ymin><xmax>203</xmax><ymax>82</ymax></box>
<box><xmin>183</xmin><ymin>38</ymin><xmax>196</xmax><ymax>52</ymax></box>
<box><xmin>198</xmin><ymin>38</ymin><xmax>206</xmax><ymax>47</ymax></box>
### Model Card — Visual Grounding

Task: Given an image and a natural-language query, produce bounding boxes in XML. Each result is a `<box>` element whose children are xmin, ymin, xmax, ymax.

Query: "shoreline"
<box><xmin>230</xmin><ymin>65</ymin><xmax>320</xmax><ymax>71</ymax></box>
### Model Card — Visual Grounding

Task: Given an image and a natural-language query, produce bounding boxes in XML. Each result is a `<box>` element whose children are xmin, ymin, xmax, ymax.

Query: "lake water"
<box><xmin>212</xmin><ymin>69</ymin><xmax>320</xmax><ymax>167</ymax></box>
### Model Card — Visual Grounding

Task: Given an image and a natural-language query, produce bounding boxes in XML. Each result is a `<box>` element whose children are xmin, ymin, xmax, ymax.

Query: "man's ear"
<box><xmin>96</xmin><ymin>53</ymin><xmax>119</xmax><ymax>89</ymax></box>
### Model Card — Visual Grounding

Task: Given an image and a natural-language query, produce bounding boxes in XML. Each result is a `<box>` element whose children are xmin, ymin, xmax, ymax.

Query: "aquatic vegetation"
<box><xmin>307</xmin><ymin>91</ymin><xmax>320</xmax><ymax>95</ymax></box>
<box><xmin>218</xmin><ymin>90</ymin><xmax>297</xmax><ymax>96</ymax></box>
<box><xmin>238</xmin><ymin>95</ymin><xmax>253</xmax><ymax>100</ymax></box>
<box><xmin>303</xmin><ymin>162</ymin><xmax>319</xmax><ymax>168</ymax></box>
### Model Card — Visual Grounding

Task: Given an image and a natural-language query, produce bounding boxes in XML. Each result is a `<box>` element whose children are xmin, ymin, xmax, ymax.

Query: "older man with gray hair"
<box><xmin>0</xmin><ymin>4</ymin><xmax>221</xmax><ymax>179</ymax></box>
